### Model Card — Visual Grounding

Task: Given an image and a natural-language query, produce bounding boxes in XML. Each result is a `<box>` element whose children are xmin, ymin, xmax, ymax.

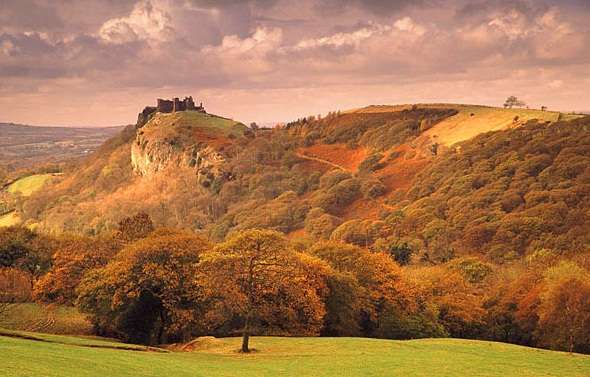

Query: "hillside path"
<box><xmin>295</xmin><ymin>152</ymin><xmax>349</xmax><ymax>172</ymax></box>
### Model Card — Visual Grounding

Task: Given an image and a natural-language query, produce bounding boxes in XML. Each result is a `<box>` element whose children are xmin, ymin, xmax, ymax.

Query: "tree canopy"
<box><xmin>198</xmin><ymin>229</ymin><xmax>327</xmax><ymax>352</ymax></box>
<box><xmin>76</xmin><ymin>229</ymin><xmax>210</xmax><ymax>344</ymax></box>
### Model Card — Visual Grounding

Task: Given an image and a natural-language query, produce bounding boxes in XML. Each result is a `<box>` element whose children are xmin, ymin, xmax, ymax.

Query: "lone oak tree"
<box><xmin>198</xmin><ymin>229</ymin><xmax>326</xmax><ymax>353</ymax></box>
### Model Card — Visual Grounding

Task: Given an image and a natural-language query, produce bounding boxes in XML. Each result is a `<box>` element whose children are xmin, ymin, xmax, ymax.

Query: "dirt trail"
<box><xmin>295</xmin><ymin>152</ymin><xmax>349</xmax><ymax>172</ymax></box>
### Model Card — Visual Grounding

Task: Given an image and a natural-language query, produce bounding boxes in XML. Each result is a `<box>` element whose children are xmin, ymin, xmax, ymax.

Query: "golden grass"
<box><xmin>422</xmin><ymin>105</ymin><xmax>564</xmax><ymax>146</ymax></box>
<box><xmin>0</xmin><ymin>303</ymin><xmax>93</xmax><ymax>335</ymax></box>
<box><xmin>352</xmin><ymin>103</ymin><xmax>583</xmax><ymax>147</ymax></box>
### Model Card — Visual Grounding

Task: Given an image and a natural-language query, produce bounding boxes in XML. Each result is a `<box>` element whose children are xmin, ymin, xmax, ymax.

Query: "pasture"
<box><xmin>2</xmin><ymin>332</ymin><xmax>589</xmax><ymax>377</ymax></box>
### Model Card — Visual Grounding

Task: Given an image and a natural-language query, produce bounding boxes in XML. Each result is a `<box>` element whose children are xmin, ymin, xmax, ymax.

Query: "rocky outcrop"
<box><xmin>131</xmin><ymin>131</ymin><xmax>228</xmax><ymax>187</ymax></box>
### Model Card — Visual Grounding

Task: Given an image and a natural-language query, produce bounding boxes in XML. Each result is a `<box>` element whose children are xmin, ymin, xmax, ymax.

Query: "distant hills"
<box><xmin>0</xmin><ymin>122</ymin><xmax>125</xmax><ymax>169</ymax></box>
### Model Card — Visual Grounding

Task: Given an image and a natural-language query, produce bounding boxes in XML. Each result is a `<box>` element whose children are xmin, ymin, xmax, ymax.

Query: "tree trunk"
<box><xmin>241</xmin><ymin>312</ymin><xmax>251</xmax><ymax>353</ymax></box>
<box><xmin>157</xmin><ymin>309</ymin><xmax>166</xmax><ymax>345</ymax></box>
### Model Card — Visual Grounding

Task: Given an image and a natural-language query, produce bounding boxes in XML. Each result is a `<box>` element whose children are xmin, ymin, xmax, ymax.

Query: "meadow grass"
<box><xmin>2</xmin><ymin>333</ymin><xmax>589</xmax><ymax>377</ymax></box>
<box><xmin>6</xmin><ymin>174</ymin><xmax>56</xmax><ymax>196</ymax></box>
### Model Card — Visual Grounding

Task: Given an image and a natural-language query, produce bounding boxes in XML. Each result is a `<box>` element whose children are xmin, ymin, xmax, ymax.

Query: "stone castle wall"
<box><xmin>137</xmin><ymin>96</ymin><xmax>205</xmax><ymax>128</ymax></box>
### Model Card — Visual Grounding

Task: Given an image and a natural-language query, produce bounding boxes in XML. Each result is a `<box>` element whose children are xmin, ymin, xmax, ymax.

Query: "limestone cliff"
<box><xmin>131</xmin><ymin>136</ymin><xmax>226</xmax><ymax>184</ymax></box>
<box><xmin>130</xmin><ymin>111</ymin><xmax>246</xmax><ymax>187</ymax></box>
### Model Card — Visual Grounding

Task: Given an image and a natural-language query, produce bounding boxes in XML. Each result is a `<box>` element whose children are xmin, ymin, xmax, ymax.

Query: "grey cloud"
<box><xmin>0</xmin><ymin>0</ymin><xmax>136</xmax><ymax>34</ymax></box>
<box><xmin>455</xmin><ymin>0</ymin><xmax>548</xmax><ymax>21</ymax></box>
<box><xmin>0</xmin><ymin>0</ymin><xmax>63</xmax><ymax>31</ymax></box>
<box><xmin>315</xmin><ymin>0</ymin><xmax>431</xmax><ymax>16</ymax></box>
<box><xmin>0</xmin><ymin>31</ymin><xmax>144</xmax><ymax>80</ymax></box>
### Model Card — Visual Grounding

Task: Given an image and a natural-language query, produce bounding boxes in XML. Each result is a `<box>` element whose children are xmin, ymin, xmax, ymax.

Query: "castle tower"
<box><xmin>185</xmin><ymin>96</ymin><xmax>195</xmax><ymax>110</ymax></box>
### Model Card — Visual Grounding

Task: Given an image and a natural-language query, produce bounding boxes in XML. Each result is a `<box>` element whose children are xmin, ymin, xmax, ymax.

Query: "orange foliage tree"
<box><xmin>198</xmin><ymin>229</ymin><xmax>327</xmax><ymax>353</ymax></box>
<box><xmin>34</xmin><ymin>235</ymin><xmax>122</xmax><ymax>304</ymax></box>
<box><xmin>538</xmin><ymin>261</ymin><xmax>590</xmax><ymax>353</ymax></box>
<box><xmin>76</xmin><ymin>229</ymin><xmax>210</xmax><ymax>344</ymax></box>
<box><xmin>0</xmin><ymin>226</ymin><xmax>54</xmax><ymax>288</ymax></box>
<box><xmin>116</xmin><ymin>212</ymin><xmax>155</xmax><ymax>243</ymax></box>
<box><xmin>308</xmin><ymin>241</ymin><xmax>409</xmax><ymax>336</ymax></box>
<box><xmin>406</xmin><ymin>265</ymin><xmax>485</xmax><ymax>338</ymax></box>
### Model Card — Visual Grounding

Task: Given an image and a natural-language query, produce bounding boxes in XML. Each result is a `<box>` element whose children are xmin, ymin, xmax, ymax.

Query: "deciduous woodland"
<box><xmin>2</xmin><ymin>106</ymin><xmax>590</xmax><ymax>354</ymax></box>
<box><xmin>1</xmin><ymin>213</ymin><xmax>589</xmax><ymax>353</ymax></box>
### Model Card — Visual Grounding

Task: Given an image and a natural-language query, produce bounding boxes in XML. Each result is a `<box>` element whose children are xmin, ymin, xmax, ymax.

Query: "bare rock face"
<box><xmin>131</xmin><ymin>129</ymin><xmax>228</xmax><ymax>187</ymax></box>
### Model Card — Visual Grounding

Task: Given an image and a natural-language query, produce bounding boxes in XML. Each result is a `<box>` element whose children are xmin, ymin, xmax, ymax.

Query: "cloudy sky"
<box><xmin>1</xmin><ymin>0</ymin><xmax>589</xmax><ymax>126</ymax></box>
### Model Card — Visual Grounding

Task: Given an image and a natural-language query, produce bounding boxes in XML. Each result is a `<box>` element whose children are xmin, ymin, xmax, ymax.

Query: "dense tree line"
<box><xmin>1</xmin><ymin>215</ymin><xmax>589</xmax><ymax>353</ymax></box>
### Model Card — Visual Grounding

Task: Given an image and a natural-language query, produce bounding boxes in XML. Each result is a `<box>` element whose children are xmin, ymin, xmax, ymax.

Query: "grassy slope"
<box><xmin>1</xmin><ymin>173</ymin><xmax>59</xmax><ymax>227</ymax></box>
<box><xmin>2</xmin><ymin>334</ymin><xmax>590</xmax><ymax>377</ymax></box>
<box><xmin>422</xmin><ymin>105</ymin><xmax>563</xmax><ymax>146</ymax></box>
<box><xmin>0</xmin><ymin>303</ymin><xmax>92</xmax><ymax>335</ymax></box>
<box><xmin>0</xmin><ymin>211</ymin><xmax>20</xmax><ymax>227</ymax></box>
<box><xmin>6</xmin><ymin>174</ymin><xmax>56</xmax><ymax>196</ymax></box>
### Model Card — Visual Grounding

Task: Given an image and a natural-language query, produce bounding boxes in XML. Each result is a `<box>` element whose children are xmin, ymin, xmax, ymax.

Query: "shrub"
<box><xmin>358</xmin><ymin>153</ymin><xmax>385</xmax><ymax>173</ymax></box>
<box><xmin>319</xmin><ymin>170</ymin><xmax>352</xmax><ymax>189</ymax></box>
<box><xmin>305</xmin><ymin>208</ymin><xmax>342</xmax><ymax>240</ymax></box>
<box><xmin>361</xmin><ymin>179</ymin><xmax>387</xmax><ymax>199</ymax></box>
<box><xmin>313</xmin><ymin>178</ymin><xmax>360</xmax><ymax>214</ymax></box>
<box><xmin>330</xmin><ymin>219</ymin><xmax>389</xmax><ymax>247</ymax></box>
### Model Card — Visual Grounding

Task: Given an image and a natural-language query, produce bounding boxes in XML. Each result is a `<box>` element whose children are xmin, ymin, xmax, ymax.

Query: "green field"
<box><xmin>6</xmin><ymin>174</ymin><xmax>56</xmax><ymax>196</ymax></box>
<box><xmin>2</xmin><ymin>331</ymin><xmax>589</xmax><ymax>377</ymax></box>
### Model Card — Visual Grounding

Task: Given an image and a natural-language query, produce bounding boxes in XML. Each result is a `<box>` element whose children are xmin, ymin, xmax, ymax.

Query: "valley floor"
<box><xmin>1</xmin><ymin>331</ymin><xmax>589</xmax><ymax>377</ymax></box>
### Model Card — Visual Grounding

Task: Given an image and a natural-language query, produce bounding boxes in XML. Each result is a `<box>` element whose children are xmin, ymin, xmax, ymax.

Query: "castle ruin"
<box><xmin>137</xmin><ymin>96</ymin><xmax>206</xmax><ymax>128</ymax></box>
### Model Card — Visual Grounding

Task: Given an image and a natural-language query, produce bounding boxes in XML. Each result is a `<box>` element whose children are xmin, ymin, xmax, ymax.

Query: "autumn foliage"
<box><xmin>0</xmin><ymin>219</ymin><xmax>588</xmax><ymax>353</ymax></box>
<box><xmin>198</xmin><ymin>229</ymin><xmax>327</xmax><ymax>352</ymax></box>
<box><xmin>76</xmin><ymin>229</ymin><xmax>210</xmax><ymax>344</ymax></box>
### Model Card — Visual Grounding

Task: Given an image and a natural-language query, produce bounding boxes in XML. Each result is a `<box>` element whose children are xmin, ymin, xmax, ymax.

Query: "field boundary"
<box><xmin>0</xmin><ymin>329</ymin><xmax>168</xmax><ymax>353</ymax></box>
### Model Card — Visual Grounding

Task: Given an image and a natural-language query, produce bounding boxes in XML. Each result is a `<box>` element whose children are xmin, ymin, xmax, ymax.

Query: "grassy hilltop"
<box><xmin>2</xmin><ymin>331</ymin><xmax>590</xmax><ymax>377</ymax></box>
<box><xmin>351</xmin><ymin>104</ymin><xmax>576</xmax><ymax>146</ymax></box>
<box><xmin>140</xmin><ymin>111</ymin><xmax>247</xmax><ymax>143</ymax></box>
